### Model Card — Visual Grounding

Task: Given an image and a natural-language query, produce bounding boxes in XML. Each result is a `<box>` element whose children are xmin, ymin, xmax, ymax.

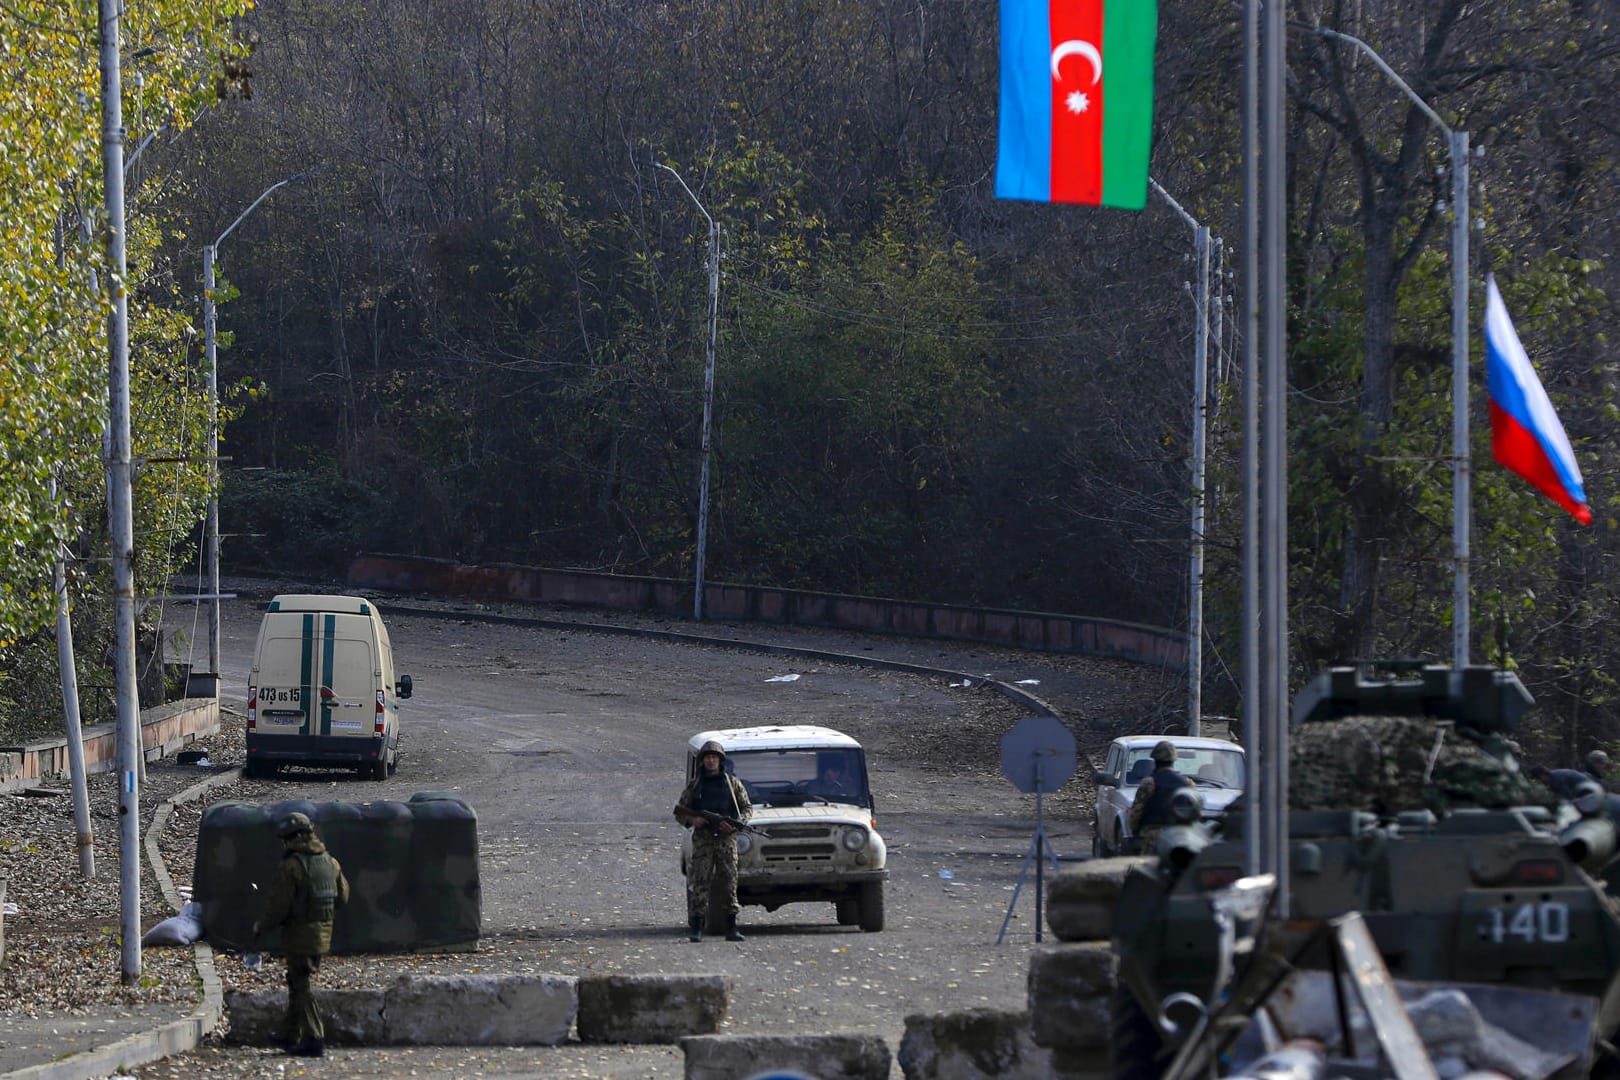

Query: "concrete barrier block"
<box><xmin>384</xmin><ymin>973</ymin><xmax>576</xmax><ymax>1045</ymax></box>
<box><xmin>897</xmin><ymin>1008</ymin><xmax>1053</xmax><ymax>1080</ymax></box>
<box><xmin>577</xmin><ymin>973</ymin><xmax>729</xmax><ymax>1043</ymax></box>
<box><xmin>1026</xmin><ymin>943</ymin><xmax>1115</xmax><ymax>1050</ymax></box>
<box><xmin>224</xmin><ymin>987</ymin><xmax>386</xmax><ymax>1045</ymax></box>
<box><xmin>1046</xmin><ymin>856</ymin><xmax>1153</xmax><ymax>942</ymax></box>
<box><xmin>682</xmin><ymin>1033</ymin><xmax>891</xmax><ymax>1080</ymax></box>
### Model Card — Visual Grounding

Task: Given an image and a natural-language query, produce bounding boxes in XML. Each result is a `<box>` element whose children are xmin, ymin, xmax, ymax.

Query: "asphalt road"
<box><xmin>137</xmin><ymin>580</ymin><xmax>1173</xmax><ymax>1078</ymax></box>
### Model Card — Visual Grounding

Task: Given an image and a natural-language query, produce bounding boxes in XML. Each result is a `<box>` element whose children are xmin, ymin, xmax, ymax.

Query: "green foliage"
<box><xmin>1</xmin><ymin>0</ymin><xmax>249</xmax><ymax>728</ymax></box>
<box><xmin>222</xmin><ymin>468</ymin><xmax>386</xmax><ymax>577</ymax></box>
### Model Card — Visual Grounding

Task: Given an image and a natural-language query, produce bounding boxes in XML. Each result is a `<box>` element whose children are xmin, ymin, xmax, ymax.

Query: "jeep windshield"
<box><xmin>726</xmin><ymin>747</ymin><xmax>870</xmax><ymax>808</ymax></box>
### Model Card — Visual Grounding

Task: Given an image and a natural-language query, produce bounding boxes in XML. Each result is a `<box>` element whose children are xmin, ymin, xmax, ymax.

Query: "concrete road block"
<box><xmin>577</xmin><ymin>973</ymin><xmax>730</xmax><ymax>1043</ymax></box>
<box><xmin>1045</xmin><ymin>856</ymin><xmax>1153</xmax><ymax>942</ymax></box>
<box><xmin>384</xmin><ymin>973</ymin><xmax>576</xmax><ymax>1045</ymax></box>
<box><xmin>224</xmin><ymin>988</ymin><xmax>387</xmax><ymax>1045</ymax></box>
<box><xmin>897</xmin><ymin>1008</ymin><xmax>1053</xmax><ymax>1079</ymax></box>
<box><xmin>682</xmin><ymin>1033</ymin><xmax>891</xmax><ymax>1080</ymax></box>
<box><xmin>1026</xmin><ymin>943</ymin><xmax>1115</xmax><ymax>1050</ymax></box>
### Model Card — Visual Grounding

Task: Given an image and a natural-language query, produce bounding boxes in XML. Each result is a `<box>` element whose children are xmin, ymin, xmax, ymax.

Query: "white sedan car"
<box><xmin>1091</xmin><ymin>735</ymin><xmax>1246</xmax><ymax>856</ymax></box>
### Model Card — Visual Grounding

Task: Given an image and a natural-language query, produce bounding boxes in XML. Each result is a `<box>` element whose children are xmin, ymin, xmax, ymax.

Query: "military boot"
<box><xmin>688</xmin><ymin>915</ymin><xmax>703</xmax><ymax>942</ymax></box>
<box><xmin>725</xmin><ymin>915</ymin><xmax>745</xmax><ymax>942</ymax></box>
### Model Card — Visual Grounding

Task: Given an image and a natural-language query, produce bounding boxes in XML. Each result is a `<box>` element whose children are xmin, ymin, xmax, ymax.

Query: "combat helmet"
<box><xmin>1151</xmin><ymin>740</ymin><xmax>1177</xmax><ymax>763</ymax></box>
<box><xmin>699</xmin><ymin>740</ymin><xmax>727</xmax><ymax>759</ymax></box>
<box><xmin>277</xmin><ymin>811</ymin><xmax>313</xmax><ymax>838</ymax></box>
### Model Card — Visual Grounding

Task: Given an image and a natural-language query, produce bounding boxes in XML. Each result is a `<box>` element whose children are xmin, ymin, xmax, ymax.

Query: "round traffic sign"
<box><xmin>1000</xmin><ymin>715</ymin><xmax>1077</xmax><ymax>794</ymax></box>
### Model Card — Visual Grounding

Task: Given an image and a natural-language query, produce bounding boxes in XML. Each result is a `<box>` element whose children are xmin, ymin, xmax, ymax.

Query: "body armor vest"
<box><xmin>294</xmin><ymin>851</ymin><xmax>340</xmax><ymax>922</ymax></box>
<box><xmin>694</xmin><ymin>773</ymin><xmax>740</xmax><ymax>816</ymax></box>
<box><xmin>1139</xmin><ymin>768</ymin><xmax>1190</xmax><ymax>827</ymax></box>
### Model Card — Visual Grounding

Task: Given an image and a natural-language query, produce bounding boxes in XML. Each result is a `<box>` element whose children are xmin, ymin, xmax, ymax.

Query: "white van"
<box><xmin>245</xmin><ymin>594</ymin><xmax>412</xmax><ymax>780</ymax></box>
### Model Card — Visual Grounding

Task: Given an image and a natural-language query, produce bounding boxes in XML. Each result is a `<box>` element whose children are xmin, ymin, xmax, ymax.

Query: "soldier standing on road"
<box><xmin>674</xmin><ymin>740</ymin><xmax>753</xmax><ymax>942</ymax></box>
<box><xmin>1127</xmin><ymin>741</ymin><xmax>1196</xmax><ymax>856</ymax></box>
<box><xmin>252</xmin><ymin>812</ymin><xmax>350</xmax><ymax>1057</ymax></box>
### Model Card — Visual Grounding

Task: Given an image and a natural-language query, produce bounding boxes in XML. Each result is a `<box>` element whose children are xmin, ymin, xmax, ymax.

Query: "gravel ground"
<box><xmin>0</xmin><ymin>728</ymin><xmax>242</xmax><ymax>1015</ymax></box>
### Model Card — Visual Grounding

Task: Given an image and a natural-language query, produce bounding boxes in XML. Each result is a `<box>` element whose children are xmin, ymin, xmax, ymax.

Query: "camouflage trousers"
<box><xmin>687</xmin><ymin>830</ymin><xmax>740</xmax><ymax>924</ymax></box>
<box><xmin>282</xmin><ymin>952</ymin><xmax>324</xmax><ymax>1044</ymax></box>
<box><xmin>1132</xmin><ymin>826</ymin><xmax>1164</xmax><ymax>856</ymax></box>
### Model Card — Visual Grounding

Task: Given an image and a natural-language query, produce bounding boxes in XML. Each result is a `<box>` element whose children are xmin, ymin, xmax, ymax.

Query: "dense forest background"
<box><xmin>6</xmin><ymin>0</ymin><xmax>1620</xmax><ymax>759</ymax></box>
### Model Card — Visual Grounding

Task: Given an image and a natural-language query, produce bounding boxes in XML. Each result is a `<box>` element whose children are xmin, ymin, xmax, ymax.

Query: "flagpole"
<box><xmin>1313</xmin><ymin>27</ymin><xmax>1472</xmax><ymax>668</ymax></box>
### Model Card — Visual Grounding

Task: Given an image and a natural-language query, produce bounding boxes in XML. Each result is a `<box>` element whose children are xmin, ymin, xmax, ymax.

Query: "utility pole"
<box><xmin>652</xmin><ymin>160</ymin><xmax>721</xmax><ymax>621</ymax></box>
<box><xmin>98</xmin><ymin>0</ymin><xmax>143</xmax><ymax>983</ymax></box>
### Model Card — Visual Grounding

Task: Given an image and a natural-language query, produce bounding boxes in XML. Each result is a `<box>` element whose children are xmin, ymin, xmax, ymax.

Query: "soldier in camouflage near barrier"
<box><xmin>674</xmin><ymin>740</ymin><xmax>753</xmax><ymax>942</ymax></box>
<box><xmin>252</xmin><ymin>811</ymin><xmax>351</xmax><ymax>1057</ymax></box>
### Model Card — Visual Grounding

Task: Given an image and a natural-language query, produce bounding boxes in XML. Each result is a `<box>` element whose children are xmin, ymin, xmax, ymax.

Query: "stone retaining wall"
<box><xmin>0</xmin><ymin>698</ymin><xmax>220</xmax><ymax>793</ymax></box>
<box><xmin>347</xmin><ymin>552</ymin><xmax>1189</xmax><ymax>670</ymax></box>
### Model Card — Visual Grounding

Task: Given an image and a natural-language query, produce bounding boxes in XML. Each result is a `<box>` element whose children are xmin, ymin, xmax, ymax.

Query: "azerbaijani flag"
<box><xmin>996</xmin><ymin>0</ymin><xmax>1158</xmax><ymax>208</ymax></box>
<box><xmin>1483</xmin><ymin>274</ymin><xmax>1592</xmax><ymax>525</ymax></box>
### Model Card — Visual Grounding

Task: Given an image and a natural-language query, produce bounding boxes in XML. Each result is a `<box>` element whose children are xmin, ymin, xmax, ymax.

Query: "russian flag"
<box><xmin>1483</xmin><ymin>274</ymin><xmax>1592</xmax><ymax>525</ymax></box>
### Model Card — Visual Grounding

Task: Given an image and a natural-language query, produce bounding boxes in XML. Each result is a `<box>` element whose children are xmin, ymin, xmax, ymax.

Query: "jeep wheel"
<box><xmin>836</xmin><ymin>899</ymin><xmax>859</xmax><ymax>925</ymax></box>
<box><xmin>857</xmin><ymin>881</ymin><xmax>884</xmax><ymax>932</ymax></box>
<box><xmin>1111</xmin><ymin>986</ymin><xmax>1165</xmax><ymax>1080</ymax></box>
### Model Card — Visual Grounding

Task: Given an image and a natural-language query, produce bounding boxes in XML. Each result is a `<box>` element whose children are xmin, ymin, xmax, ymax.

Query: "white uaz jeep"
<box><xmin>681</xmin><ymin>725</ymin><xmax>888</xmax><ymax>931</ymax></box>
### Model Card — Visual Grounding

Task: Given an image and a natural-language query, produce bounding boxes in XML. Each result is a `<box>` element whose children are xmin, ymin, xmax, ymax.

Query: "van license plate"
<box><xmin>331</xmin><ymin>720</ymin><xmax>364</xmax><ymax>730</ymax></box>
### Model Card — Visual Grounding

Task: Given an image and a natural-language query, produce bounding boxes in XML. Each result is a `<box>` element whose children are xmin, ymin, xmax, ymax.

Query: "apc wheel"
<box><xmin>836</xmin><ymin>899</ymin><xmax>859</xmax><ymax>925</ymax></box>
<box><xmin>857</xmin><ymin>881</ymin><xmax>884</xmax><ymax>932</ymax></box>
<box><xmin>1111</xmin><ymin>986</ymin><xmax>1166</xmax><ymax>1080</ymax></box>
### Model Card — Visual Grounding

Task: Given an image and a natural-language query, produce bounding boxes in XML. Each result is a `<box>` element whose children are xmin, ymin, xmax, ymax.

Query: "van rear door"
<box><xmin>257</xmin><ymin>612</ymin><xmax>378</xmax><ymax>737</ymax></box>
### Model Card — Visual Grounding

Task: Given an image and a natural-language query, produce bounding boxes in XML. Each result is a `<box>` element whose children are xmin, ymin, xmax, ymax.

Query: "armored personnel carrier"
<box><xmin>1110</xmin><ymin>662</ymin><xmax>1620</xmax><ymax>1078</ymax></box>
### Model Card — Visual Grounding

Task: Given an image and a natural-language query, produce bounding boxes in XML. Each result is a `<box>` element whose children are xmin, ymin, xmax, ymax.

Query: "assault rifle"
<box><xmin>688</xmin><ymin>808</ymin><xmax>755</xmax><ymax>833</ymax></box>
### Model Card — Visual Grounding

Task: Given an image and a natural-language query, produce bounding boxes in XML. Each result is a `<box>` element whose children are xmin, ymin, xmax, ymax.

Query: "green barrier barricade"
<box><xmin>194</xmin><ymin>792</ymin><xmax>480</xmax><ymax>953</ymax></box>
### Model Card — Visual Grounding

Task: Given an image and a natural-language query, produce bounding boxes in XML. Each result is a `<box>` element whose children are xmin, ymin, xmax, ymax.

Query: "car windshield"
<box><xmin>1124</xmin><ymin>745</ymin><xmax>1246</xmax><ymax>789</ymax></box>
<box><xmin>724</xmin><ymin>747</ymin><xmax>869</xmax><ymax>807</ymax></box>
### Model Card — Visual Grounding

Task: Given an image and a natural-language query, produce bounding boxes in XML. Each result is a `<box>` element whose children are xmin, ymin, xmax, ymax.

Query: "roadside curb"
<box><xmin>1</xmin><ymin>767</ymin><xmax>241</xmax><ymax>1080</ymax></box>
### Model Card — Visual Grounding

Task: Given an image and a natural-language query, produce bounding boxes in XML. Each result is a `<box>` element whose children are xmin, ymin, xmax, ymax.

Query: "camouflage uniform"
<box><xmin>674</xmin><ymin>764</ymin><xmax>753</xmax><ymax>938</ymax></box>
<box><xmin>1128</xmin><ymin>771</ymin><xmax>1197</xmax><ymax>855</ymax></box>
<box><xmin>256</xmin><ymin>814</ymin><xmax>350</xmax><ymax>1055</ymax></box>
<box><xmin>1288</xmin><ymin>715</ymin><xmax>1544</xmax><ymax>817</ymax></box>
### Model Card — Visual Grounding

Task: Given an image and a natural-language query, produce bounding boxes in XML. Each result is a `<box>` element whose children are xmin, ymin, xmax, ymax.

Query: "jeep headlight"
<box><xmin>841</xmin><ymin>827</ymin><xmax>868</xmax><ymax>852</ymax></box>
<box><xmin>735</xmin><ymin>832</ymin><xmax>753</xmax><ymax>856</ymax></box>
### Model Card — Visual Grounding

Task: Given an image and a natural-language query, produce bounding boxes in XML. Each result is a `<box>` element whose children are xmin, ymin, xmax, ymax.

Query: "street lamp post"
<box><xmin>1148</xmin><ymin>178</ymin><xmax>1216</xmax><ymax>739</ymax></box>
<box><xmin>652</xmin><ymin>161</ymin><xmax>721</xmax><ymax>621</ymax></box>
<box><xmin>202</xmin><ymin>175</ymin><xmax>303</xmax><ymax>675</ymax></box>
<box><xmin>1315</xmin><ymin>27</ymin><xmax>1472</xmax><ymax>668</ymax></box>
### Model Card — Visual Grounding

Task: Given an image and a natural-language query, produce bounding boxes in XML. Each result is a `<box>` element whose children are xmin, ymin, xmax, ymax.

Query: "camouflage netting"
<box><xmin>1289</xmin><ymin>715</ymin><xmax>1549</xmax><ymax>817</ymax></box>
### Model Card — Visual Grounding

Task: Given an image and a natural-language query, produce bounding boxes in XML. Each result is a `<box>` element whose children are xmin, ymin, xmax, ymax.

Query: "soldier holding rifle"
<box><xmin>674</xmin><ymin>739</ymin><xmax>754</xmax><ymax>942</ymax></box>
